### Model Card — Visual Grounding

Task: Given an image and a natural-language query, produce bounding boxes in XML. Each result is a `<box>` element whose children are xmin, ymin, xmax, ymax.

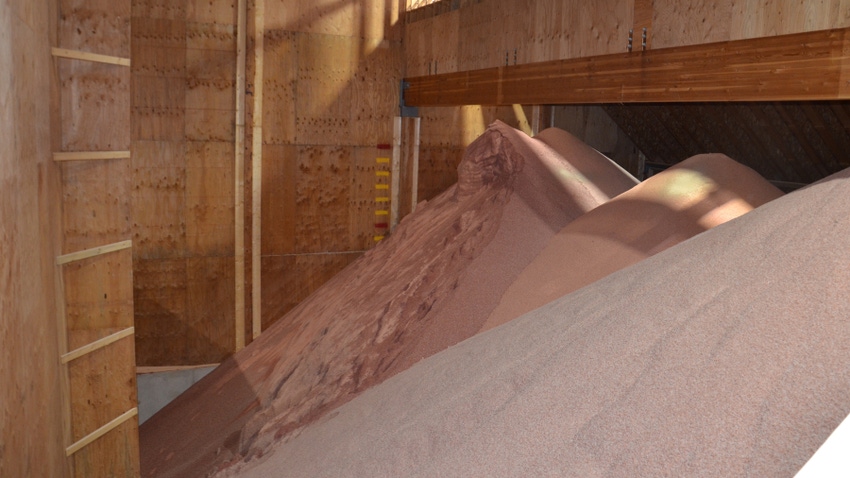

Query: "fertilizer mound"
<box><xmin>139</xmin><ymin>121</ymin><xmax>636</xmax><ymax>477</ymax></box>
<box><xmin>222</xmin><ymin>167</ymin><xmax>850</xmax><ymax>478</ymax></box>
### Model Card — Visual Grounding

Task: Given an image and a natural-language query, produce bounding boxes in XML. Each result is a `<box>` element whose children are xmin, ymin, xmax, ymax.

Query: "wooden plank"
<box><xmin>61</xmin><ymin>327</ymin><xmax>135</xmax><ymax>364</ymax></box>
<box><xmin>411</xmin><ymin>117</ymin><xmax>421</xmax><ymax>212</ymax></box>
<box><xmin>66</xmin><ymin>408</ymin><xmax>138</xmax><ymax>456</ymax></box>
<box><xmin>390</xmin><ymin>117</ymin><xmax>402</xmax><ymax>230</ymax></box>
<box><xmin>52</xmin><ymin>47</ymin><xmax>131</xmax><ymax>66</ymax></box>
<box><xmin>53</xmin><ymin>151</ymin><xmax>131</xmax><ymax>161</ymax></box>
<box><xmin>252</xmin><ymin>0</ymin><xmax>265</xmax><ymax>340</ymax></box>
<box><xmin>56</xmin><ymin>240</ymin><xmax>133</xmax><ymax>266</ymax></box>
<box><xmin>404</xmin><ymin>27</ymin><xmax>850</xmax><ymax>105</ymax></box>
<box><xmin>234</xmin><ymin>0</ymin><xmax>247</xmax><ymax>353</ymax></box>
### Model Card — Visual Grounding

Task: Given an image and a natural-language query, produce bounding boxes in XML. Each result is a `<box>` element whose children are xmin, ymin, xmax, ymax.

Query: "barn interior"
<box><xmin>3</xmin><ymin>0</ymin><xmax>850</xmax><ymax>476</ymax></box>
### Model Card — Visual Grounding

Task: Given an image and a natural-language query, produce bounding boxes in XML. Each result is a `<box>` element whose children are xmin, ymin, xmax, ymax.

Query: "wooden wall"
<box><xmin>56</xmin><ymin>0</ymin><xmax>139</xmax><ymax>474</ymax></box>
<box><xmin>131</xmin><ymin>0</ymin><xmax>237</xmax><ymax>365</ymax></box>
<box><xmin>255</xmin><ymin>0</ymin><xmax>406</xmax><ymax>330</ymax></box>
<box><xmin>0</xmin><ymin>1</ymin><xmax>67</xmax><ymax>476</ymax></box>
<box><xmin>403</xmin><ymin>0</ymin><xmax>850</xmax><ymax>191</ymax></box>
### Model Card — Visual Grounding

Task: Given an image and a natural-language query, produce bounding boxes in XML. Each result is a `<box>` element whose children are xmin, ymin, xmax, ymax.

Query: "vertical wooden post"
<box><xmin>390</xmin><ymin>117</ymin><xmax>402</xmax><ymax>231</ymax></box>
<box><xmin>531</xmin><ymin>105</ymin><xmax>541</xmax><ymax>135</ymax></box>
<box><xmin>251</xmin><ymin>0</ymin><xmax>266</xmax><ymax>340</ymax></box>
<box><xmin>410</xmin><ymin>117</ymin><xmax>421</xmax><ymax>212</ymax></box>
<box><xmin>234</xmin><ymin>0</ymin><xmax>247</xmax><ymax>351</ymax></box>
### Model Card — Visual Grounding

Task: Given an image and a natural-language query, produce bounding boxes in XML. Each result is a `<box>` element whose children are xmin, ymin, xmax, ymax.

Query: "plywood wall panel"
<box><xmin>1</xmin><ymin>2</ymin><xmax>67</xmax><ymax>474</ymax></box>
<box><xmin>131</xmin><ymin>147</ymin><xmax>186</xmax><ymax>260</ymax></box>
<box><xmin>263</xmin><ymin>29</ymin><xmax>298</xmax><ymax>145</ymax></box>
<box><xmin>61</xmin><ymin>160</ymin><xmax>132</xmax><ymax>253</ymax></box>
<box><xmin>652</xmin><ymin>0</ymin><xmax>733</xmax><ymax>48</ymax></box>
<box><xmin>185</xmin><ymin>141</ymin><xmax>235</xmax><ymax>257</ymax></box>
<box><xmin>132</xmin><ymin>75</ymin><xmax>186</xmax><ymax>109</ymax></box>
<box><xmin>133</xmin><ymin>258</ymin><xmax>189</xmax><ymax>365</ymax></box>
<box><xmin>294</xmin><ymin>145</ymin><xmax>353</xmax><ymax>253</ymax></box>
<box><xmin>261</xmin><ymin>144</ymin><xmax>298</xmax><ymax>254</ymax></box>
<box><xmin>349</xmin><ymin>147</ymin><xmax>380</xmax><ymax>250</ymax></box>
<box><xmin>68</xmin><ymin>335</ymin><xmax>139</xmax><ymax>477</ymax></box>
<box><xmin>71</xmin><ymin>419</ymin><xmax>140</xmax><ymax>478</ymax></box>
<box><xmin>131</xmin><ymin>44</ymin><xmax>186</xmax><ymax>77</ymax></box>
<box><xmin>132</xmin><ymin>16</ymin><xmax>186</xmax><ymax>47</ymax></box>
<box><xmin>131</xmin><ymin>0</ymin><xmax>186</xmax><ymax>21</ymax></box>
<box><xmin>295</xmin><ymin>33</ymin><xmax>354</xmax><ymax>145</ymax></box>
<box><xmin>59</xmin><ymin>0</ymin><xmax>131</xmax><ymax>57</ymax></box>
<box><xmin>185</xmin><ymin>108</ymin><xmax>235</xmax><ymax>141</ymax></box>
<box><xmin>186</xmin><ymin>0</ymin><xmax>236</xmax><ymax>24</ymax></box>
<box><xmin>265</xmin><ymin>0</ymin><xmax>396</xmax><ymax>39</ymax></box>
<box><xmin>187</xmin><ymin>21</ymin><xmax>237</xmax><ymax>50</ymax></box>
<box><xmin>63</xmin><ymin>249</ymin><xmax>134</xmax><ymax>348</ymax></box>
<box><xmin>186</xmin><ymin>256</ymin><xmax>235</xmax><ymax>361</ymax></box>
<box><xmin>60</xmin><ymin>62</ymin><xmax>131</xmax><ymax>151</ymax></box>
<box><xmin>351</xmin><ymin>40</ymin><xmax>401</xmax><ymax>145</ymax></box>
<box><xmin>132</xmin><ymin>106</ymin><xmax>186</xmax><ymax>141</ymax></box>
<box><xmin>68</xmin><ymin>334</ymin><xmax>137</xmax><ymax>440</ymax></box>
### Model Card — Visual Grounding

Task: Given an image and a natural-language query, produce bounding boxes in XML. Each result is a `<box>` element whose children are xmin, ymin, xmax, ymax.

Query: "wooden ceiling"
<box><xmin>603</xmin><ymin>102</ymin><xmax>850</xmax><ymax>187</ymax></box>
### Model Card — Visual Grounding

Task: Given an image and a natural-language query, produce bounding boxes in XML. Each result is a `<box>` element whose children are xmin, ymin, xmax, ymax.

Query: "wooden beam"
<box><xmin>56</xmin><ymin>240</ymin><xmax>132</xmax><ymax>266</ymax></box>
<box><xmin>65</xmin><ymin>408</ymin><xmax>138</xmax><ymax>457</ymax></box>
<box><xmin>404</xmin><ymin>27</ymin><xmax>850</xmax><ymax>106</ymax></box>
<box><xmin>51</xmin><ymin>47</ymin><xmax>130</xmax><ymax>67</ymax></box>
<box><xmin>60</xmin><ymin>327</ymin><xmax>135</xmax><ymax>364</ymax></box>
<box><xmin>53</xmin><ymin>151</ymin><xmax>131</xmax><ymax>162</ymax></box>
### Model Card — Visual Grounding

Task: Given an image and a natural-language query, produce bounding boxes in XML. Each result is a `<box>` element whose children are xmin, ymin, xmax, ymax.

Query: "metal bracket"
<box><xmin>399</xmin><ymin>80</ymin><xmax>419</xmax><ymax>118</ymax></box>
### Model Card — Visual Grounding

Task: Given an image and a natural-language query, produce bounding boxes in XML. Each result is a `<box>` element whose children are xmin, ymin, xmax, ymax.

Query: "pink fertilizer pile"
<box><xmin>221</xmin><ymin>165</ymin><xmax>850</xmax><ymax>478</ymax></box>
<box><xmin>140</xmin><ymin>121</ymin><xmax>636</xmax><ymax>477</ymax></box>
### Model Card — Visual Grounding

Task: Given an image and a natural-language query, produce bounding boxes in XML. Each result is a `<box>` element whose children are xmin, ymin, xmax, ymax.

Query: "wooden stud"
<box><xmin>53</xmin><ymin>151</ymin><xmax>131</xmax><ymax>162</ymax></box>
<box><xmin>531</xmin><ymin>105</ymin><xmax>541</xmax><ymax>135</ymax></box>
<box><xmin>60</xmin><ymin>327</ymin><xmax>135</xmax><ymax>365</ymax></box>
<box><xmin>56</xmin><ymin>240</ymin><xmax>132</xmax><ymax>266</ymax></box>
<box><xmin>234</xmin><ymin>0</ymin><xmax>247</xmax><ymax>352</ymax></box>
<box><xmin>411</xmin><ymin>117</ymin><xmax>421</xmax><ymax>212</ymax></box>
<box><xmin>65</xmin><ymin>408</ymin><xmax>138</xmax><ymax>457</ymax></box>
<box><xmin>405</xmin><ymin>27</ymin><xmax>850</xmax><ymax>105</ymax></box>
<box><xmin>252</xmin><ymin>0</ymin><xmax>266</xmax><ymax>340</ymax></box>
<box><xmin>390</xmin><ymin>117</ymin><xmax>402</xmax><ymax>230</ymax></box>
<box><xmin>51</xmin><ymin>47</ymin><xmax>130</xmax><ymax>67</ymax></box>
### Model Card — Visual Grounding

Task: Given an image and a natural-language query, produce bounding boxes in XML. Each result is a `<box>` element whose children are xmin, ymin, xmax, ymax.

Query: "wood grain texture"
<box><xmin>0</xmin><ymin>1</ymin><xmax>67</xmax><ymax>475</ymax></box>
<box><xmin>131</xmin><ymin>141</ymin><xmax>186</xmax><ymax>259</ymax></box>
<box><xmin>67</xmin><ymin>333</ymin><xmax>139</xmax><ymax>476</ymax></box>
<box><xmin>186</xmin><ymin>141</ymin><xmax>234</xmax><ymax>256</ymax></box>
<box><xmin>61</xmin><ymin>159</ymin><xmax>132</xmax><ymax>253</ymax></box>
<box><xmin>405</xmin><ymin>27</ymin><xmax>850</xmax><ymax>106</ymax></box>
<box><xmin>60</xmin><ymin>61</ymin><xmax>131</xmax><ymax>151</ymax></box>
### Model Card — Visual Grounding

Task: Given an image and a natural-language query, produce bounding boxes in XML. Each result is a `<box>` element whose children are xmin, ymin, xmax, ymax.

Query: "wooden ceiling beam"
<box><xmin>404</xmin><ymin>27</ymin><xmax>850</xmax><ymax>106</ymax></box>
